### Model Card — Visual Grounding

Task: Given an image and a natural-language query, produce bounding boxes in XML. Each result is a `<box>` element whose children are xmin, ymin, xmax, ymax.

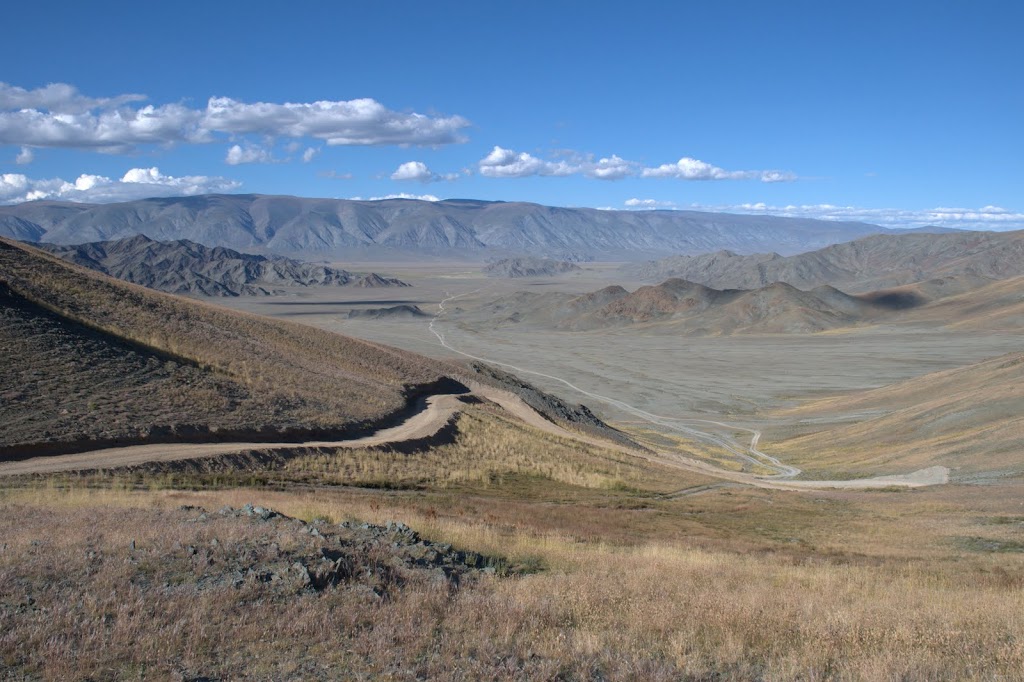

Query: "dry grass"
<box><xmin>2</xmin><ymin>487</ymin><xmax>1023</xmax><ymax>681</ymax></box>
<box><xmin>0</xmin><ymin>238</ymin><xmax>461</xmax><ymax>451</ymax></box>
<box><xmin>275</xmin><ymin>406</ymin><xmax>703</xmax><ymax>492</ymax></box>
<box><xmin>767</xmin><ymin>352</ymin><xmax>1024</xmax><ymax>479</ymax></box>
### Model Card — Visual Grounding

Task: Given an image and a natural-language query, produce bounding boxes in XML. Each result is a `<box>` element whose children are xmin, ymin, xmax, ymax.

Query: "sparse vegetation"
<box><xmin>6</xmin><ymin>232</ymin><xmax>1024</xmax><ymax>680</ymax></box>
<box><xmin>2</xmin><ymin>482</ymin><xmax>1023</xmax><ymax>681</ymax></box>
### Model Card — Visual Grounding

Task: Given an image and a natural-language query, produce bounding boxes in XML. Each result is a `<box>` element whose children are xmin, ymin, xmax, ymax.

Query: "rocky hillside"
<box><xmin>37</xmin><ymin>234</ymin><xmax>408</xmax><ymax>296</ymax></box>
<box><xmin>347</xmin><ymin>304</ymin><xmax>428</xmax><ymax>320</ymax></box>
<box><xmin>625</xmin><ymin>230</ymin><xmax>1024</xmax><ymax>292</ymax></box>
<box><xmin>483</xmin><ymin>257</ymin><xmax>581</xmax><ymax>278</ymax></box>
<box><xmin>0</xmin><ymin>194</ymin><xmax>908</xmax><ymax>260</ymax></box>
<box><xmin>472</xmin><ymin>277</ymin><xmax>900</xmax><ymax>334</ymax></box>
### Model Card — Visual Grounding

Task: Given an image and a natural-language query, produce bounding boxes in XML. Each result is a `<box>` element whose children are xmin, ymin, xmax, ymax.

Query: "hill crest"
<box><xmin>36</xmin><ymin>234</ymin><xmax>409</xmax><ymax>296</ymax></box>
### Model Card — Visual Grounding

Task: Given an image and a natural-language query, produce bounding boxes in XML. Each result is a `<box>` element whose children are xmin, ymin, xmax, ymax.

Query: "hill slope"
<box><xmin>0</xmin><ymin>238</ymin><xmax>455</xmax><ymax>457</ymax></box>
<box><xmin>626</xmin><ymin>230</ymin><xmax>1024</xmax><ymax>292</ymax></box>
<box><xmin>898</xmin><ymin>275</ymin><xmax>1024</xmax><ymax>331</ymax></box>
<box><xmin>772</xmin><ymin>353</ymin><xmax>1024</xmax><ymax>479</ymax></box>
<box><xmin>472</xmin><ymin>278</ymin><xmax>892</xmax><ymax>334</ymax></box>
<box><xmin>0</xmin><ymin>194</ymin><xmax>900</xmax><ymax>259</ymax></box>
<box><xmin>483</xmin><ymin>257</ymin><xmax>581</xmax><ymax>278</ymax></box>
<box><xmin>37</xmin><ymin>234</ymin><xmax>408</xmax><ymax>296</ymax></box>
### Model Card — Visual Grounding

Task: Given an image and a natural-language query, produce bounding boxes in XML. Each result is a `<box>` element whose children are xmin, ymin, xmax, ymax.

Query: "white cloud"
<box><xmin>350</xmin><ymin>193</ymin><xmax>441</xmax><ymax>202</ymax></box>
<box><xmin>390</xmin><ymin>160</ymin><xmax>458</xmax><ymax>183</ymax></box>
<box><xmin>641</xmin><ymin>157</ymin><xmax>795</xmax><ymax>182</ymax></box>
<box><xmin>302</xmin><ymin>146</ymin><xmax>319</xmax><ymax>163</ymax></box>
<box><xmin>0</xmin><ymin>82</ymin><xmax>146</xmax><ymax>114</ymax></box>
<box><xmin>202</xmin><ymin>96</ymin><xmax>468</xmax><ymax>146</ymax></box>
<box><xmin>0</xmin><ymin>167</ymin><xmax>241</xmax><ymax>204</ymax></box>
<box><xmin>478</xmin><ymin>146</ymin><xmax>793</xmax><ymax>183</ymax></box>
<box><xmin>587</xmin><ymin>155</ymin><xmax>637</xmax><ymax>180</ymax></box>
<box><xmin>0</xmin><ymin>82</ymin><xmax>470</xmax><ymax>153</ymax></box>
<box><xmin>478</xmin><ymin>146</ymin><xmax>576</xmax><ymax>178</ymax></box>
<box><xmin>0</xmin><ymin>102</ymin><xmax>205</xmax><ymax>153</ymax></box>
<box><xmin>624</xmin><ymin>198</ymin><xmax>676</xmax><ymax>208</ymax></box>
<box><xmin>319</xmin><ymin>169</ymin><xmax>353</xmax><ymax>180</ymax></box>
<box><xmin>690</xmin><ymin>201</ymin><xmax>1024</xmax><ymax>231</ymax></box>
<box><xmin>225</xmin><ymin>143</ymin><xmax>273</xmax><ymax>165</ymax></box>
<box><xmin>15</xmin><ymin>146</ymin><xmax>32</xmax><ymax>164</ymax></box>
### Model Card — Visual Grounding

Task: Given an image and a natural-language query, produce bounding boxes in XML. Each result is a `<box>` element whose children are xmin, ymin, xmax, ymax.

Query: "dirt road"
<box><xmin>0</xmin><ymin>393</ymin><xmax>465</xmax><ymax>477</ymax></box>
<box><xmin>0</xmin><ymin>381</ymin><xmax>948</xmax><ymax>489</ymax></box>
<box><xmin>0</xmin><ymin>287</ymin><xmax>951</xmax><ymax>491</ymax></box>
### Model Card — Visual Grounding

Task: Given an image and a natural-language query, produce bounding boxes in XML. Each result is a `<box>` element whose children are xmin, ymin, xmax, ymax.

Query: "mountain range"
<box><xmin>0</xmin><ymin>194</ymin><xmax>946</xmax><ymax>260</ymax></box>
<box><xmin>470</xmin><ymin>269</ymin><xmax>1024</xmax><ymax>336</ymax></box>
<box><xmin>36</xmin><ymin>234</ymin><xmax>408</xmax><ymax>296</ymax></box>
<box><xmin>624</xmin><ymin>229</ymin><xmax>1024</xmax><ymax>292</ymax></box>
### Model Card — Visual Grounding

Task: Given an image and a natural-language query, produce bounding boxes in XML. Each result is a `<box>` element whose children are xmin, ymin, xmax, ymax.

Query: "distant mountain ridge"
<box><xmin>625</xmin><ymin>230</ymin><xmax>1024</xmax><ymax>292</ymax></box>
<box><xmin>0</xmin><ymin>194</ymin><xmax>936</xmax><ymax>260</ymax></box>
<box><xmin>471</xmin><ymin>277</ymin><xmax>904</xmax><ymax>335</ymax></box>
<box><xmin>36</xmin><ymin>234</ymin><xmax>409</xmax><ymax>296</ymax></box>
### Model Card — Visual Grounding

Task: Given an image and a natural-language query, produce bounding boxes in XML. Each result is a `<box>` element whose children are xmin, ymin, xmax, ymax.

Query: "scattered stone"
<box><xmin>160</xmin><ymin>505</ymin><xmax>510</xmax><ymax>597</ymax></box>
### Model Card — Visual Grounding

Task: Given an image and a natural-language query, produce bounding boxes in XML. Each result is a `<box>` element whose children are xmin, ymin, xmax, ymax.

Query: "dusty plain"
<box><xmin>6</xmin><ymin>254</ymin><xmax>1024</xmax><ymax>680</ymax></box>
<box><xmin>215</xmin><ymin>260</ymin><xmax>1024</xmax><ymax>482</ymax></box>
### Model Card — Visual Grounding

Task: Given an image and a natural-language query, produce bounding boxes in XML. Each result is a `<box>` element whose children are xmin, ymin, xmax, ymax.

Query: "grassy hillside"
<box><xmin>0</xmin><ymin>238</ymin><xmax>458</xmax><ymax>456</ymax></box>
<box><xmin>769</xmin><ymin>352</ymin><xmax>1024</xmax><ymax>479</ymax></box>
<box><xmin>904</xmin><ymin>274</ymin><xmax>1024</xmax><ymax>331</ymax></box>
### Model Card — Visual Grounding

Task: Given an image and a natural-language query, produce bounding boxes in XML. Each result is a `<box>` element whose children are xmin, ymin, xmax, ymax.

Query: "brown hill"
<box><xmin>473</xmin><ymin>278</ymin><xmax>885</xmax><ymax>335</ymax></box>
<box><xmin>0</xmin><ymin>237</ymin><xmax>454</xmax><ymax>458</ymax></box>
<box><xmin>626</xmin><ymin>230</ymin><xmax>1024</xmax><ymax>293</ymax></box>
<box><xmin>483</xmin><ymin>257</ymin><xmax>582</xmax><ymax>278</ymax></box>
<box><xmin>897</xmin><ymin>275</ymin><xmax>1024</xmax><ymax>331</ymax></box>
<box><xmin>772</xmin><ymin>352</ymin><xmax>1024</xmax><ymax>479</ymax></box>
<box><xmin>37</xmin><ymin>234</ymin><xmax>409</xmax><ymax>296</ymax></box>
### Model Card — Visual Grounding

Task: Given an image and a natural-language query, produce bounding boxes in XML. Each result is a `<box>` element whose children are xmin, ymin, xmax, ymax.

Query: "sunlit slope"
<box><xmin>903</xmin><ymin>275</ymin><xmax>1024</xmax><ymax>331</ymax></box>
<box><xmin>771</xmin><ymin>353</ymin><xmax>1024</xmax><ymax>479</ymax></box>
<box><xmin>0</xmin><ymin>238</ymin><xmax>457</xmax><ymax>455</ymax></box>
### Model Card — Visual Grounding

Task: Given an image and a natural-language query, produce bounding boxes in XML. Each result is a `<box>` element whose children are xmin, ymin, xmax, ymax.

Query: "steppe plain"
<box><xmin>216</xmin><ymin>260</ymin><xmax>1024</xmax><ymax>481</ymax></box>
<box><xmin>5</xmin><ymin>244</ymin><xmax>1024</xmax><ymax>680</ymax></box>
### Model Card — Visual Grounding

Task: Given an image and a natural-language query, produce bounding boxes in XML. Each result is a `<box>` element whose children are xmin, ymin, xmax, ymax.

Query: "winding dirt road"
<box><xmin>0</xmin><ymin>295</ymin><xmax>949</xmax><ymax>491</ymax></box>
<box><xmin>0</xmin><ymin>393</ymin><xmax>466</xmax><ymax>477</ymax></box>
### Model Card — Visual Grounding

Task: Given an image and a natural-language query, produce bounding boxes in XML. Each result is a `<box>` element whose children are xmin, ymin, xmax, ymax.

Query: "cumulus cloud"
<box><xmin>692</xmin><ymin>202</ymin><xmax>1024</xmax><ymax>231</ymax></box>
<box><xmin>478</xmin><ymin>146</ymin><xmax>576</xmax><ymax>178</ymax></box>
<box><xmin>302</xmin><ymin>146</ymin><xmax>319</xmax><ymax>163</ymax></box>
<box><xmin>15</xmin><ymin>146</ymin><xmax>32</xmax><ymax>164</ymax></box>
<box><xmin>203</xmin><ymin>97</ymin><xmax>468</xmax><ymax>146</ymax></box>
<box><xmin>350</xmin><ymin>192</ymin><xmax>442</xmax><ymax>202</ymax></box>
<box><xmin>0</xmin><ymin>167</ymin><xmax>241</xmax><ymax>205</ymax></box>
<box><xmin>0</xmin><ymin>82</ymin><xmax>146</xmax><ymax>114</ymax></box>
<box><xmin>587</xmin><ymin>155</ymin><xmax>638</xmax><ymax>180</ymax></box>
<box><xmin>642</xmin><ymin>157</ymin><xmax>795</xmax><ymax>182</ymax></box>
<box><xmin>0</xmin><ymin>82</ymin><xmax>470</xmax><ymax>153</ymax></box>
<box><xmin>478</xmin><ymin>146</ymin><xmax>793</xmax><ymax>183</ymax></box>
<box><xmin>225</xmin><ymin>143</ymin><xmax>273</xmax><ymax>165</ymax></box>
<box><xmin>624</xmin><ymin>198</ymin><xmax>676</xmax><ymax>208</ymax></box>
<box><xmin>390</xmin><ymin>160</ymin><xmax>458</xmax><ymax>183</ymax></box>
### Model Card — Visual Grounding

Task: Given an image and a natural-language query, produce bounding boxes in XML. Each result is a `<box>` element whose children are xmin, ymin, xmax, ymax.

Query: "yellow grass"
<box><xmin>2</xmin><ymin>486</ymin><xmax>1023</xmax><ymax>680</ymax></box>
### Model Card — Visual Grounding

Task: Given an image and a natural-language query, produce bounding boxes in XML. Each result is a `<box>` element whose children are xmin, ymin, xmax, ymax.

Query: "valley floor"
<box><xmin>5</xmin><ymin>260</ymin><xmax>1024</xmax><ymax>680</ymax></box>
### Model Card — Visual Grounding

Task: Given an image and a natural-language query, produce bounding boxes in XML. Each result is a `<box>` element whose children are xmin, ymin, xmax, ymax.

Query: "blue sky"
<box><xmin>1</xmin><ymin>0</ymin><xmax>1021</xmax><ymax>229</ymax></box>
